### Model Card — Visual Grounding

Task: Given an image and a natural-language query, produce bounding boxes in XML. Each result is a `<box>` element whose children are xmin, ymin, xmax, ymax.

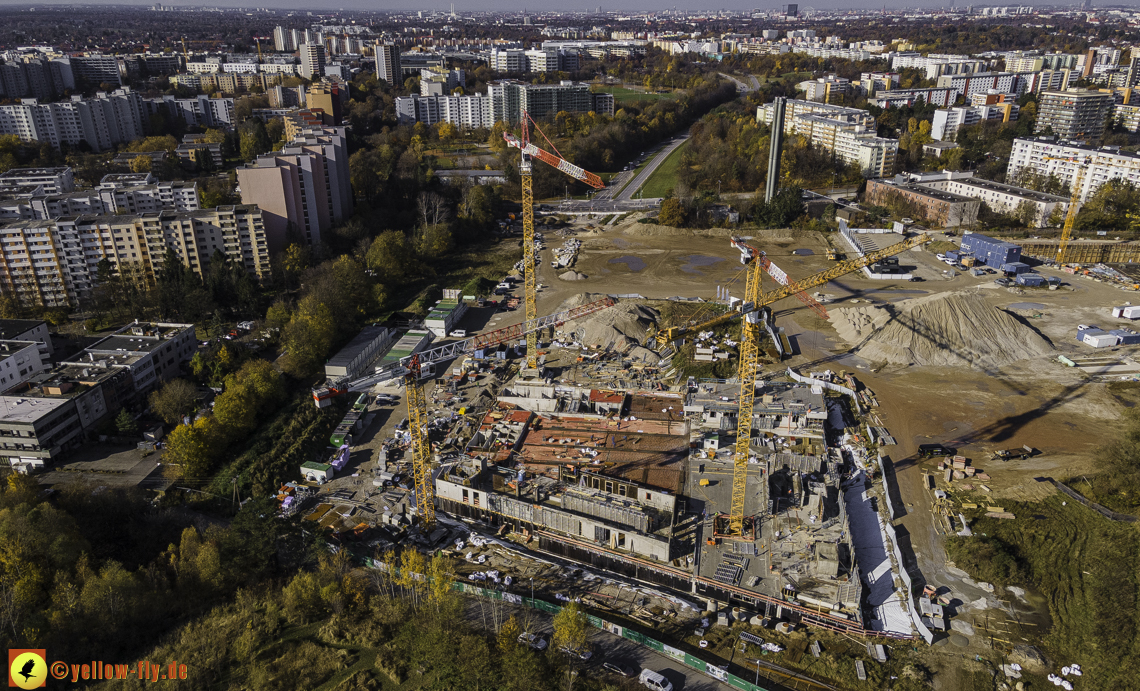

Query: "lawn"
<box><xmin>638</xmin><ymin>139</ymin><xmax>689</xmax><ymax>198</ymax></box>
<box><xmin>597</xmin><ymin>86</ymin><xmax>680</xmax><ymax>103</ymax></box>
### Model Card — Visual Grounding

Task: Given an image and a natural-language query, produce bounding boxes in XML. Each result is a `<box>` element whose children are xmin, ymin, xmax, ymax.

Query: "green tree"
<box><xmin>129</xmin><ymin>155</ymin><xmax>152</xmax><ymax>173</ymax></box>
<box><xmin>115</xmin><ymin>409</ymin><xmax>139</xmax><ymax>436</ymax></box>
<box><xmin>163</xmin><ymin>416</ymin><xmax>223</xmax><ymax>480</ymax></box>
<box><xmin>148</xmin><ymin>378</ymin><xmax>198</xmax><ymax>426</ymax></box>
<box><xmin>239</xmin><ymin>120</ymin><xmax>272</xmax><ymax>162</ymax></box>
<box><xmin>416</xmin><ymin>223</ymin><xmax>454</xmax><ymax>259</ymax></box>
<box><xmin>281</xmin><ymin>295</ymin><xmax>337</xmax><ymax>377</ymax></box>
<box><xmin>366</xmin><ymin>231</ymin><xmax>413</xmax><ymax>283</ymax></box>
<box><xmin>658</xmin><ymin>197</ymin><xmax>685</xmax><ymax>227</ymax></box>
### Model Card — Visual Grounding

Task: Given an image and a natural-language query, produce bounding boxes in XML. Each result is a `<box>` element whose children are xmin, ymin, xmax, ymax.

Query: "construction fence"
<box><xmin>362</xmin><ymin>555</ymin><xmax>774</xmax><ymax>691</ymax></box>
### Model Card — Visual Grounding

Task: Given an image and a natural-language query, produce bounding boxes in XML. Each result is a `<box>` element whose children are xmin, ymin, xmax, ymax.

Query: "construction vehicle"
<box><xmin>826</xmin><ymin>248</ymin><xmax>837</xmax><ymax>261</ymax></box>
<box><xmin>504</xmin><ymin>112</ymin><xmax>605</xmax><ymax>371</ymax></box>
<box><xmin>309</xmin><ymin>296</ymin><xmax>615</xmax><ymax>528</ymax></box>
<box><xmin>662</xmin><ymin>233</ymin><xmax>927</xmax><ymax>538</ymax></box>
<box><xmin>992</xmin><ymin>445</ymin><xmax>1035</xmax><ymax>461</ymax></box>
<box><xmin>654</xmin><ymin>232</ymin><xmax>929</xmax><ymax>349</ymax></box>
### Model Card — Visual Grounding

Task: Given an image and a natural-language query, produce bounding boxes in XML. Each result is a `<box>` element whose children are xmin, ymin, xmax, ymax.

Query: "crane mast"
<box><xmin>404</xmin><ymin>355</ymin><xmax>436</xmax><ymax>527</ymax></box>
<box><xmin>504</xmin><ymin>112</ymin><xmax>604</xmax><ymax>370</ymax></box>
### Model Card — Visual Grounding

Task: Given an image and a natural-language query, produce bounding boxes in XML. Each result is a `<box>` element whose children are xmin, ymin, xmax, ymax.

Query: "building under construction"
<box><xmin>432</xmin><ymin>371</ymin><xmax>885</xmax><ymax>636</ymax></box>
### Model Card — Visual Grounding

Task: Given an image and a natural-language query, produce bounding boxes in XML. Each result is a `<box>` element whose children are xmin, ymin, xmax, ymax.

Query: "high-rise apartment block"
<box><xmin>1007</xmin><ymin>137</ymin><xmax>1140</xmax><ymax>202</ymax></box>
<box><xmin>375</xmin><ymin>42</ymin><xmax>402</xmax><ymax>85</ymax></box>
<box><xmin>274</xmin><ymin>25</ymin><xmax>296</xmax><ymax>52</ymax></box>
<box><xmin>757</xmin><ymin>99</ymin><xmax>898</xmax><ymax>177</ymax></box>
<box><xmin>1034</xmin><ymin>89</ymin><xmax>1114</xmax><ymax>142</ymax></box>
<box><xmin>299</xmin><ymin>43</ymin><xmax>326</xmax><ymax>81</ymax></box>
<box><xmin>236</xmin><ymin>126</ymin><xmax>351</xmax><ymax>250</ymax></box>
<box><xmin>0</xmin><ymin>206</ymin><xmax>271</xmax><ymax>309</ymax></box>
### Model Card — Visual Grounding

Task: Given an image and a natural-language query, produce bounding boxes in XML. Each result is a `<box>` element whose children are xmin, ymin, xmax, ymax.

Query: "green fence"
<box><xmin>362</xmin><ymin>557</ymin><xmax>773</xmax><ymax>691</ymax></box>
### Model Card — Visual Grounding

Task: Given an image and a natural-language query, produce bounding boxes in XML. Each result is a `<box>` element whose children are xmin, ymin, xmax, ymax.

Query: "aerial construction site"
<box><xmin>287</xmin><ymin>111</ymin><xmax>1140</xmax><ymax>691</ymax></box>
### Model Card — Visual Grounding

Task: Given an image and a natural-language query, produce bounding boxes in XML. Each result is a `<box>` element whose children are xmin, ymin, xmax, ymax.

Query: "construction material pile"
<box><xmin>556</xmin><ymin>294</ymin><xmax>659</xmax><ymax>354</ymax></box>
<box><xmin>559</xmin><ymin>271</ymin><xmax>588</xmax><ymax>281</ymax></box>
<box><xmin>830</xmin><ymin>291</ymin><xmax>1054</xmax><ymax>369</ymax></box>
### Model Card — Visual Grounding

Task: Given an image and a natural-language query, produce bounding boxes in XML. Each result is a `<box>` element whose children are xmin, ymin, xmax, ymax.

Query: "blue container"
<box><xmin>961</xmin><ymin>233</ymin><xmax>1021</xmax><ymax>267</ymax></box>
<box><xmin>1016</xmin><ymin>273</ymin><xmax>1045</xmax><ymax>287</ymax></box>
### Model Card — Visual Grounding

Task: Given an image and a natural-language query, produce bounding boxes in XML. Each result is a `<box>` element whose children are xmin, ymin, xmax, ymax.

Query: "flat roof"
<box><xmin>944</xmin><ymin>177</ymin><xmax>1068</xmax><ymax>203</ymax></box>
<box><xmin>327</xmin><ymin>325</ymin><xmax>389</xmax><ymax>368</ymax></box>
<box><xmin>0</xmin><ymin>319</ymin><xmax>45</xmax><ymax>340</ymax></box>
<box><xmin>872</xmin><ymin>179</ymin><xmax>974</xmax><ymax>203</ymax></box>
<box><xmin>0</xmin><ymin>167</ymin><xmax>70</xmax><ymax>178</ymax></box>
<box><xmin>0</xmin><ymin>395</ymin><xmax>69</xmax><ymax>423</ymax></box>
<box><xmin>0</xmin><ymin>340</ymin><xmax>38</xmax><ymax>356</ymax></box>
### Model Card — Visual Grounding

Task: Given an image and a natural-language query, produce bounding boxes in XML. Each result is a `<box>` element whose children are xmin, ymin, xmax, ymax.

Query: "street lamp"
<box><xmin>530</xmin><ymin>577</ymin><xmax>534</xmax><ymax>602</ymax></box>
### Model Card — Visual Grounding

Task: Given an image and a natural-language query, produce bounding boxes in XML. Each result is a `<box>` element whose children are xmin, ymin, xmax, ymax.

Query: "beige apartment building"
<box><xmin>0</xmin><ymin>205</ymin><xmax>270</xmax><ymax>308</ymax></box>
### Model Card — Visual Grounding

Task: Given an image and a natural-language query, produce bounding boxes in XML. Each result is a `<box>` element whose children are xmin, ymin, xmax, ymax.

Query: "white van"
<box><xmin>639</xmin><ymin>669</ymin><xmax>673</xmax><ymax>691</ymax></box>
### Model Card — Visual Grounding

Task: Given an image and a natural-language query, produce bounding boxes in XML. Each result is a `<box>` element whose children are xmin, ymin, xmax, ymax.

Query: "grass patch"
<box><xmin>945</xmin><ymin>494</ymin><xmax>1140</xmax><ymax>689</ymax></box>
<box><xmin>639</xmin><ymin>139</ymin><xmax>690</xmax><ymax>198</ymax></box>
<box><xmin>925</xmin><ymin>240</ymin><xmax>958</xmax><ymax>254</ymax></box>
<box><xmin>597</xmin><ymin>85</ymin><xmax>680</xmax><ymax>103</ymax></box>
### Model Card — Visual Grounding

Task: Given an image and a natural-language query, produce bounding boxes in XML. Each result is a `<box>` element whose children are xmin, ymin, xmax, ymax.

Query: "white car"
<box><xmin>518</xmin><ymin>632</ymin><xmax>547</xmax><ymax>651</ymax></box>
<box><xmin>936</xmin><ymin>254</ymin><xmax>946</xmax><ymax>260</ymax></box>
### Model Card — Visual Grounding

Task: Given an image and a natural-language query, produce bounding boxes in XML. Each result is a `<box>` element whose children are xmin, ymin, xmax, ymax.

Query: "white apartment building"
<box><xmin>936</xmin><ymin>71</ymin><xmax>1039</xmax><ymax>100</ymax></box>
<box><xmin>889</xmin><ymin>53</ymin><xmax>988</xmax><ymax>80</ymax></box>
<box><xmin>931</xmin><ymin>104</ymin><xmax>1019</xmax><ymax>141</ymax></box>
<box><xmin>757</xmin><ymin>100</ymin><xmax>897</xmax><ymax>177</ymax></box>
<box><xmin>395</xmin><ymin>93</ymin><xmax>493</xmax><ymax>129</ymax></box>
<box><xmin>0</xmin><ymin>340</ymin><xmax>46</xmax><ymax>391</ymax></box>
<box><xmin>0</xmin><ymin>167</ymin><xmax>75</xmax><ymax>195</ymax></box>
<box><xmin>868</xmin><ymin>88</ymin><xmax>956</xmax><ymax>108</ymax></box>
<box><xmin>899</xmin><ymin>170</ymin><xmax>1066</xmax><ymax>227</ymax></box>
<box><xmin>1007</xmin><ymin>137</ymin><xmax>1140</xmax><ymax>202</ymax></box>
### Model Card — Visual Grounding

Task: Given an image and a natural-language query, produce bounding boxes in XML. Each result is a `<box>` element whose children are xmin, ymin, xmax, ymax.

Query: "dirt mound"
<box><xmin>559</xmin><ymin>271</ymin><xmax>588</xmax><ymax>281</ymax></box>
<box><xmin>556</xmin><ymin>294</ymin><xmax>659</xmax><ymax>352</ymax></box>
<box><xmin>830</xmin><ymin>291</ymin><xmax>1054</xmax><ymax>369</ymax></box>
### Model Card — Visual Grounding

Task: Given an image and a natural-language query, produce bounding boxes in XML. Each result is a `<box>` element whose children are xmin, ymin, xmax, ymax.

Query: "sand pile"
<box><xmin>559</xmin><ymin>271</ymin><xmax>588</xmax><ymax>281</ymax></box>
<box><xmin>556</xmin><ymin>294</ymin><xmax>659</xmax><ymax>353</ymax></box>
<box><xmin>830</xmin><ymin>291</ymin><xmax>1054</xmax><ymax>369</ymax></box>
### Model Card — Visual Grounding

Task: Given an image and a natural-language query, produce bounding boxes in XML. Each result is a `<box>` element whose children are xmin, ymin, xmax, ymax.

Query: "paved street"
<box><xmin>614</xmin><ymin>134</ymin><xmax>690</xmax><ymax>202</ymax></box>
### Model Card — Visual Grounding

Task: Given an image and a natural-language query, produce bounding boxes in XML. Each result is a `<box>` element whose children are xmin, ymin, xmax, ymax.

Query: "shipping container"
<box><xmin>1082</xmin><ymin>331</ymin><xmax>1119</xmax><ymax>348</ymax></box>
<box><xmin>1001</xmin><ymin>262</ymin><xmax>1032</xmax><ymax>275</ymax></box>
<box><xmin>1016</xmin><ymin>273</ymin><xmax>1045</xmax><ymax>287</ymax></box>
<box><xmin>1110</xmin><ymin>329</ymin><xmax>1140</xmax><ymax>345</ymax></box>
<box><xmin>961</xmin><ymin>232</ymin><xmax>1021</xmax><ymax>267</ymax></box>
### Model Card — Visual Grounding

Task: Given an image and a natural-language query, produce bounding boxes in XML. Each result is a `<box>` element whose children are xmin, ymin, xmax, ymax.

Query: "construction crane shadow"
<box><xmin>947</xmin><ymin>379</ymin><xmax>1089</xmax><ymax>447</ymax></box>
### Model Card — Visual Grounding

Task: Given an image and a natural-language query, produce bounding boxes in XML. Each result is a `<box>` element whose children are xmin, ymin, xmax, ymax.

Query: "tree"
<box><xmin>115</xmin><ymin>409</ymin><xmax>139</xmax><ymax>436</ymax></box>
<box><xmin>129</xmin><ymin>155</ymin><xmax>152</xmax><ymax>173</ymax></box>
<box><xmin>148</xmin><ymin>378</ymin><xmax>198</xmax><ymax>426</ymax></box>
<box><xmin>552</xmin><ymin>601</ymin><xmax>590</xmax><ymax>690</ymax></box>
<box><xmin>239</xmin><ymin>120</ymin><xmax>272</xmax><ymax>162</ymax></box>
<box><xmin>658</xmin><ymin>197</ymin><xmax>685</xmax><ymax>226</ymax></box>
<box><xmin>416</xmin><ymin>223</ymin><xmax>454</xmax><ymax>259</ymax></box>
<box><xmin>366</xmin><ymin>231</ymin><xmax>413</xmax><ymax>283</ymax></box>
<box><xmin>280</xmin><ymin>295</ymin><xmax>337</xmax><ymax>377</ymax></box>
<box><xmin>416</xmin><ymin>191</ymin><xmax>452</xmax><ymax>228</ymax></box>
<box><xmin>163</xmin><ymin>416</ymin><xmax>223</xmax><ymax>480</ymax></box>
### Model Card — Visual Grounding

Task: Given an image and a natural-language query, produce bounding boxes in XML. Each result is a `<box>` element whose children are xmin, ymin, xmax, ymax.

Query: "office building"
<box><xmin>1034</xmin><ymin>89</ymin><xmax>1114</xmax><ymax>142</ymax></box>
<box><xmin>865</xmin><ymin>176</ymin><xmax>980</xmax><ymax>227</ymax></box>
<box><xmin>0</xmin><ymin>206</ymin><xmax>271</xmax><ymax>309</ymax></box>
<box><xmin>375</xmin><ymin>42</ymin><xmax>402</xmax><ymax>85</ymax></box>
<box><xmin>892</xmin><ymin>170</ymin><xmax>1067</xmax><ymax>227</ymax></box>
<box><xmin>236</xmin><ymin>126</ymin><xmax>351</xmax><ymax>250</ymax></box>
<box><xmin>299</xmin><ymin>43</ymin><xmax>326</xmax><ymax>81</ymax></box>
<box><xmin>931</xmin><ymin>103</ymin><xmax>1019</xmax><ymax>141</ymax></box>
<box><xmin>1006</xmin><ymin>137</ymin><xmax>1140</xmax><ymax>202</ymax></box>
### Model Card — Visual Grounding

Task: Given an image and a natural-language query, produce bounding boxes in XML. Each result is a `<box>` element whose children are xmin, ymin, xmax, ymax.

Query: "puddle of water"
<box><xmin>679</xmin><ymin>254</ymin><xmax>725</xmax><ymax>274</ymax></box>
<box><xmin>792</xmin><ymin>248</ymin><xmax>814</xmax><ymax>255</ymax></box>
<box><xmin>609</xmin><ymin>255</ymin><xmax>647</xmax><ymax>272</ymax></box>
<box><xmin>1009</xmin><ymin>302</ymin><xmax>1047</xmax><ymax>310</ymax></box>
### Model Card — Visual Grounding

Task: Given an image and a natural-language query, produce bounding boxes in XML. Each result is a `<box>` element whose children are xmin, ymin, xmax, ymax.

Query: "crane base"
<box><xmin>712</xmin><ymin>515</ymin><xmax>757</xmax><ymax>541</ymax></box>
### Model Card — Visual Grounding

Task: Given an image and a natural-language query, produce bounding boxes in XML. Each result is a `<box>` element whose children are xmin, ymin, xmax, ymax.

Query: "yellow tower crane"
<box><xmin>504</xmin><ymin>112</ymin><xmax>605</xmax><ymax>370</ymax></box>
<box><xmin>658</xmin><ymin>233</ymin><xmax>929</xmax><ymax>538</ymax></box>
<box><xmin>1051</xmin><ymin>159</ymin><xmax>1088</xmax><ymax>266</ymax></box>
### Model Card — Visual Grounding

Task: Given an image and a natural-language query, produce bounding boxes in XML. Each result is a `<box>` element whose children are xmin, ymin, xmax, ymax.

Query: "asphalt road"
<box><xmin>615</xmin><ymin>135</ymin><xmax>690</xmax><ymax>202</ymax></box>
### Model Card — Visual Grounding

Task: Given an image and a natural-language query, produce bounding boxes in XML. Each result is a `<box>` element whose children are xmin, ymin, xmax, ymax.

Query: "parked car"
<box><xmin>518</xmin><ymin>632</ymin><xmax>547</xmax><ymax>651</ymax></box>
<box><xmin>603</xmin><ymin>661</ymin><xmax>636</xmax><ymax>677</ymax></box>
<box><xmin>639</xmin><ymin>669</ymin><xmax>673</xmax><ymax>691</ymax></box>
<box><xmin>995</xmin><ymin>278</ymin><xmax>1011</xmax><ymax>287</ymax></box>
<box><xmin>909</xmin><ymin>276</ymin><xmax>924</xmax><ymax>282</ymax></box>
<box><xmin>559</xmin><ymin>645</ymin><xmax>593</xmax><ymax>660</ymax></box>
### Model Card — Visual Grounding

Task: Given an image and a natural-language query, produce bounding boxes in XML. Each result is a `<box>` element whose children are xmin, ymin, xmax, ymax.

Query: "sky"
<box><xmin>0</xmin><ymin>0</ymin><xmax>1091</xmax><ymax>13</ymax></box>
